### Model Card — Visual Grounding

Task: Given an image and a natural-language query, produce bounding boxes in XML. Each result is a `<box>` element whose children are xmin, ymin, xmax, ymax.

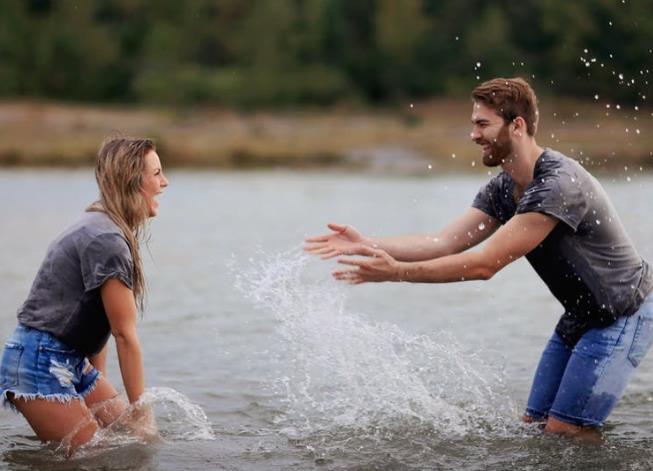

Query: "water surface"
<box><xmin>1</xmin><ymin>168</ymin><xmax>652</xmax><ymax>470</ymax></box>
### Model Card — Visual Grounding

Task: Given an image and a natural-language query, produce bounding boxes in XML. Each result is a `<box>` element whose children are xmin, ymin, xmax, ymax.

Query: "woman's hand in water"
<box><xmin>332</xmin><ymin>245</ymin><xmax>403</xmax><ymax>284</ymax></box>
<box><xmin>125</xmin><ymin>404</ymin><xmax>158</xmax><ymax>442</ymax></box>
<box><xmin>304</xmin><ymin>223</ymin><xmax>369</xmax><ymax>259</ymax></box>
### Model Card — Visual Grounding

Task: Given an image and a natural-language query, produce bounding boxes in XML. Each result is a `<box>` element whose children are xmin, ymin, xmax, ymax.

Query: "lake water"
<box><xmin>0</xmin><ymin>168</ymin><xmax>652</xmax><ymax>470</ymax></box>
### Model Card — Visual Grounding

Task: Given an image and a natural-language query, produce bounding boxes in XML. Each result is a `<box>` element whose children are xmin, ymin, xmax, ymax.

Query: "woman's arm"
<box><xmin>88</xmin><ymin>343</ymin><xmax>108</xmax><ymax>377</ymax></box>
<box><xmin>100</xmin><ymin>278</ymin><xmax>144</xmax><ymax>404</ymax></box>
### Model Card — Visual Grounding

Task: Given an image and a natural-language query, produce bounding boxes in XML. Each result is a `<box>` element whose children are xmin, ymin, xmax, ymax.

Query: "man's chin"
<box><xmin>482</xmin><ymin>154</ymin><xmax>502</xmax><ymax>167</ymax></box>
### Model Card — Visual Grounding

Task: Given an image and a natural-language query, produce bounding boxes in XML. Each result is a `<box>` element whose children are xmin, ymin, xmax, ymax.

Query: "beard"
<box><xmin>480</xmin><ymin>124</ymin><xmax>512</xmax><ymax>167</ymax></box>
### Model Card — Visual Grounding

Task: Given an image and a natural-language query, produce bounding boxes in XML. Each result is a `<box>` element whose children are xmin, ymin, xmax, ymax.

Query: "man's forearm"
<box><xmin>366</xmin><ymin>233</ymin><xmax>456</xmax><ymax>262</ymax></box>
<box><xmin>396</xmin><ymin>250</ymin><xmax>495</xmax><ymax>283</ymax></box>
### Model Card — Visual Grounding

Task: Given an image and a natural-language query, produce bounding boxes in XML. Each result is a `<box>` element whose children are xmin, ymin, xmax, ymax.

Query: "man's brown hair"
<box><xmin>471</xmin><ymin>77</ymin><xmax>539</xmax><ymax>136</ymax></box>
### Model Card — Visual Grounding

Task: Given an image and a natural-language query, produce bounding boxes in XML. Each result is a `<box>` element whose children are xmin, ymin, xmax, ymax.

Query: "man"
<box><xmin>304</xmin><ymin>77</ymin><xmax>653</xmax><ymax>439</ymax></box>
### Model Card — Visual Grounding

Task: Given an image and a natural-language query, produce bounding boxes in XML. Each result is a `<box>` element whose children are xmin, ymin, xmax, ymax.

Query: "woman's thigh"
<box><xmin>84</xmin><ymin>375</ymin><xmax>127</xmax><ymax>427</ymax></box>
<box><xmin>11</xmin><ymin>396</ymin><xmax>97</xmax><ymax>449</ymax></box>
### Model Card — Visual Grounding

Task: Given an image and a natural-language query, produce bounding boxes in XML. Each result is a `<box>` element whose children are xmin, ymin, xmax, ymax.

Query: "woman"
<box><xmin>0</xmin><ymin>137</ymin><xmax>168</xmax><ymax>452</ymax></box>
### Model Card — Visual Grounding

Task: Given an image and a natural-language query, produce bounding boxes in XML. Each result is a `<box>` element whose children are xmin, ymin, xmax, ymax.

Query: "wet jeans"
<box><xmin>525</xmin><ymin>293</ymin><xmax>653</xmax><ymax>426</ymax></box>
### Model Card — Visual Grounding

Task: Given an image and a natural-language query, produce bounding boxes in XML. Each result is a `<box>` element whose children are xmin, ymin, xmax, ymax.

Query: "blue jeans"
<box><xmin>0</xmin><ymin>324</ymin><xmax>99</xmax><ymax>411</ymax></box>
<box><xmin>525</xmin><ymin>294</ymin><xmax>653</xmax><ymax>426</ymax></box>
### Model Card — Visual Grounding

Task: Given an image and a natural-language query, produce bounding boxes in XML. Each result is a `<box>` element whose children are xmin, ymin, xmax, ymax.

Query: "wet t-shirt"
<box><xmin>472</xmin><ymin>148</ymin><xmax>653</xmax><ymax>346</ymax></box>
<box><xmin>17</xmin><ymin>211</ymin><xmax>133</xmax><ymax>356</ymax></box>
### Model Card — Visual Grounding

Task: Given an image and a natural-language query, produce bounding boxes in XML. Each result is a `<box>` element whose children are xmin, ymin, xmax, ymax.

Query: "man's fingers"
<box><xmin>311</xmin><ymin>246</ymin><xmax>335</xmax><ymax>255</ymax></box>
<box><xmin>320</xmin><ymin>250</ymin><xmax>340</xmax><ymax>260</ymax></box>
<box><xmin>333</xmin><ymin>269</ymin><xmax>358</xmax><ymax>279</ymax></box>
<box><xmin>304</xmin><ymin>234</ymin><xmax>330</xmax><ymax>243</ymax></box>
<box><xmin>304</xmin><ymin>241</ymin><xmax>331</xmax><ymax>251</ymax></box>
<box><xmin>337</xmin><ymin>257</ymin><xmax>368</xmax><ymax>268</ymax></box>
<box><xmin>327</xmin><ymin>223</ymin><xmax>347</xmax><ymax>233</ymax></box>
<box><xmin>333</xmin><ymin>270</ymin><xmax>365</xmax><ymax>284</ymax></box>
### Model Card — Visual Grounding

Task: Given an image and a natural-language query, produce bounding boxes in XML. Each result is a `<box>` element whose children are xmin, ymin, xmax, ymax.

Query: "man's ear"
<box><xmin>512</xmin><ymin>116</ymin><xmax>526</xmax><ymax>136</ymax></box>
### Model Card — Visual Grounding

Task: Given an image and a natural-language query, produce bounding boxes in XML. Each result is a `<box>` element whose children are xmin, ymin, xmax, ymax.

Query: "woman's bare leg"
<box><xmin>84</xmin><ymin>376</ymin><xmax>127</xmax><ymax>427</ymax></box>
<box><xmin>10</xmin><ymin>396</ymin><xmax>98</xmax><ymax>451</ymax></box>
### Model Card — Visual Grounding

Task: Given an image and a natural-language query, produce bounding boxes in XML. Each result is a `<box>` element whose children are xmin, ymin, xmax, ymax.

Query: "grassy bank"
<box><xmin>0</xmin><ymin>100</ymin><xmax>651</xmax><ymax>173</ymax></box>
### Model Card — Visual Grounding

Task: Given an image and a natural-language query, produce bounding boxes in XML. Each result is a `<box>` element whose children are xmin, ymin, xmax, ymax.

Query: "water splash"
<box><xmin>236</xmin><ymin>249</ymin><xmax>518</xmax><ymax>442</ymax></box>
<box><xmin>140</xmin><ymin>387</ymin><xmax>215</xmax><ymax>441</ymax></box>
<box><xmin>54</xmin><ymin>387</ymin><xmax>214</xmax><ymax>458</ymax></box>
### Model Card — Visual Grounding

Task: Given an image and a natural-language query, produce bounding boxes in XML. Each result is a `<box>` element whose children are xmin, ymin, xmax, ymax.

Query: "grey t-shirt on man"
<box><xmin>18</xmin><ymin>211</ymin><xmax>133</xmax><ymax>356</ymax></box>
<box><xmin>472</xmin><ymin>148</ymin><xmax>653</xmax><ymax>346</ymax></box>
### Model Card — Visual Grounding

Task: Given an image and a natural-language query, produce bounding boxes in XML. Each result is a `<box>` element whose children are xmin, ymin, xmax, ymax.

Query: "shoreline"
<box><xmin>1</xmin><ymin>100</ymin><xmax>651</xmax><ymax>173</ymax></box>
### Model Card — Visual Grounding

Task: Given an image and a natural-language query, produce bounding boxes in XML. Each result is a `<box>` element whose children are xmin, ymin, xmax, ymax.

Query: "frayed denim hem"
<box><xmin>1</xmin><ymin>389</ymin><xmax>85</xmax><ymax>414</ymax></box>
<box><xmin>79</xmin><ymin>370</ymin><xmax>101</xmax><ymax>399</ymax></box>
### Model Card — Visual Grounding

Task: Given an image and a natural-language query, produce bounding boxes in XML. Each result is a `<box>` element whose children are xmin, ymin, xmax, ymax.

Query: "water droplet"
<box><xmin>478</xmin><ymin>223</ymin><xmax>486</xmax><ymax>231</ymax></box>
<box><xmin>596</xmin><ymin>219</ymin><xmax>601</xmax><ymax>225</ymax></box>
<box><xmin>427</xmin><ymin>164</ymin><xmax>432</xmax><ymax>170</ymax></box>
<box><xmin>476</xmin><ymin>62</ymin><xmax>482</xmax><ymax>68</ymax></box>
<box><xmin>594</xmin><ymin>94</ymin><xmax>599</xmax><ymax>100</ymax></box>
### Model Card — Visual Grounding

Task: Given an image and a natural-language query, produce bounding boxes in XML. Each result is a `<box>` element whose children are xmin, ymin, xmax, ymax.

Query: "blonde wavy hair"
<box><xmin>87</xmin><ymin>136</ymin><xmax>155</xmax><ymax>311</ymax></box>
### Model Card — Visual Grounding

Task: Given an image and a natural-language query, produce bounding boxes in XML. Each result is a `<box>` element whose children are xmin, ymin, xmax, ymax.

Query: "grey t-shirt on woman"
<box><xmin>472</xmin><ymin>148</ymin><xmax>653</xmax><ymax>346</ymax></box>
<box><xmin>17</xmin><ymin>211</ymin><xmax>133</xmax><ymax>356</ymax></box>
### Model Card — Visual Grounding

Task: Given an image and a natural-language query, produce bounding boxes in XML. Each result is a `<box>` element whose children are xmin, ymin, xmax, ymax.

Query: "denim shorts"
<box><xmin>525</xmin><ymin>293</ymin><xmax>653</xmax><ymax>426</ymax></box>
<box><xmin>0</xmin><ymin>324</ymin><xmax>99</xmax><ymax>411</ymax></box>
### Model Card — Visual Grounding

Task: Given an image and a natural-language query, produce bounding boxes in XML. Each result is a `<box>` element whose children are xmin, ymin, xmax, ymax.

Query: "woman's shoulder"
<box><xmin>58</xmin><ymin>211</ymin><xmax>129</xmax><ymax>254</ymax></box>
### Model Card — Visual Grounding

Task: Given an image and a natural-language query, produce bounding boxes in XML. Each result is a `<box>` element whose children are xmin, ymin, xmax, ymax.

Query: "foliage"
<box><xmin>0</xmin><ymin>0</ymin><xmax>650</xmax><ymax>106</ymax></box>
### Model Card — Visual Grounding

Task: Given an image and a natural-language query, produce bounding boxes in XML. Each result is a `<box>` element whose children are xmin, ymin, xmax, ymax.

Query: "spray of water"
<box><xmin>54</xmin><ymin>387</ymin><xmax>214</xmax><ymax>458</ymax></box>
<box><xmin>236</xmin><ymin>248</ymin><xmax>518</xmax><ymax>443</ymax></box>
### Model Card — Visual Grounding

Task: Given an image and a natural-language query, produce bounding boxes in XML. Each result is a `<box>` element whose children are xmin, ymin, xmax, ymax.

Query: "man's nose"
<box><xmin>470</xmin><ymin>128</ymin><xmax>481</xmax><ymax>141</ymax></box>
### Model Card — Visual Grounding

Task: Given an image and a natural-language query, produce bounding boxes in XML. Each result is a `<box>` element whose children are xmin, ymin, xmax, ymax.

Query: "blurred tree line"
<box><xmin>0</xmin><ymin>0</ymin><xmax>650</xmax><ymax>107</ymax></box>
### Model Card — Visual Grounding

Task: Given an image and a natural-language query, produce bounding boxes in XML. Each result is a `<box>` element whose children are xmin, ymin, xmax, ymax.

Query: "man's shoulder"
<box><xmin>537</xmin><ymin>148</ymin><xmax>586</xmax><ymax>175</ymax></box>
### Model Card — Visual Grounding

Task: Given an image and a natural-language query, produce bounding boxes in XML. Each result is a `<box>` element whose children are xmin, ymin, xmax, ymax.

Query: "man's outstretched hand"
<box><xmin>333</xmin><ymin>245</ymin><xmax>402</xmax><ymax>284</ymax></box>
<box><xmin>304</xmin><ymin>223</ymin><xmax>367</xmax><ymax>259</ymax></box>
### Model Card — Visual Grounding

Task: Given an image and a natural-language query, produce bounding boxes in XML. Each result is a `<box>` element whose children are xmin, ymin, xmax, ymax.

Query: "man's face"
<box><xmin>470</xmin><ymin>101</ymin><xmax>513</xmax><ymax>167</ymax></box>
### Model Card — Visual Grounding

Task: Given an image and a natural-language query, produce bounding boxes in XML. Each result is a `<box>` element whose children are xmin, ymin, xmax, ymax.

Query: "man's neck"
<box><xmin>501</xmin><ymin>140</ymin><xmax>544</xmax><ymax>190</ymax></box>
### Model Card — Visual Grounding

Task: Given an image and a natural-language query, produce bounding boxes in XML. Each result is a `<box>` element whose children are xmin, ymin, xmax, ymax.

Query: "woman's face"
<box><xmin>141</xmin><ymin>150</ymin><xmax>168</xmax><ymax>217</ymax></box>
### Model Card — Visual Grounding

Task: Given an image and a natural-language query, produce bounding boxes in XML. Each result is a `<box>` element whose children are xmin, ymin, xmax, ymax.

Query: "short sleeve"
<box><xmin>516</xmin><ymin>172</ymin><xmax>588</xmax><ymax>231</ymax></box>
<box><xmin>471</xmin><ymin>173</ymin><xmax>516</xmax><ymax>224</ymax></box>
<box><xmin>80</xmin><ymin>233</ymin><xmax>133</xmax><ymax>291</ymax></box>
<box><xmin>472</xmin><ymin>181</ymin><xmax>497</xmax><ymax>219</ymax></box>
